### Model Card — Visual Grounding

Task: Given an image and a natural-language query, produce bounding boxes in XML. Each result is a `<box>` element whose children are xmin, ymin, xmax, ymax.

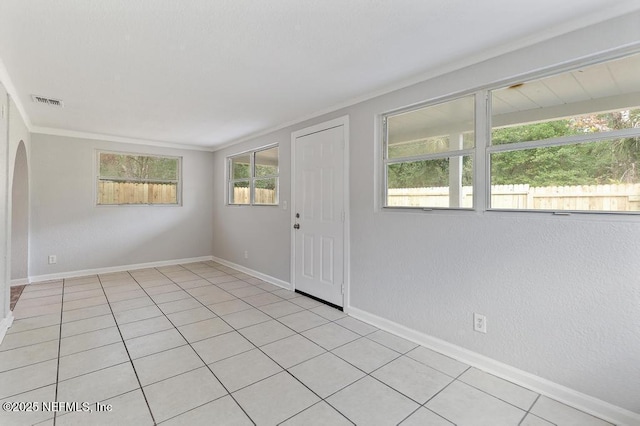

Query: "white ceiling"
<box><xmin>0</xmin><ymin>1</ymin><xmax>639</xmax><ymax>150</ymax></box>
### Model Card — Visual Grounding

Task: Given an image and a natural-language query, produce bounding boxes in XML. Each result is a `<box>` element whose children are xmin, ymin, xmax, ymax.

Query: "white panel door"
<box><xmin>293</xmin><ymin>125</ymin><xmax>344</xmax><ymax>307</ymax></box>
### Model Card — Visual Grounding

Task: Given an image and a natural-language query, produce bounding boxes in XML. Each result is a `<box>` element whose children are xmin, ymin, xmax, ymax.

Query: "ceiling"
<box><xmin>0</xmin><ymin>1</ymin><xmax>639</xmax><ymax>151</ymax></box>
<box><xmin>388</xmin><ymin>53</ymin><xmax>640</xmax><ymax>144</ymax></box>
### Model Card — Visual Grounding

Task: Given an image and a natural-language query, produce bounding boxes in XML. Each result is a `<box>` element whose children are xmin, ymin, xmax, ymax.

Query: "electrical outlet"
<box><xmin>48</xmin><ymin>255</ymin><xmax>57</xmax><ymax>265</ymax></box>
<box><xmin>474</xmin><ymin>313</ymin><xmax>487</xmax><ymax>333</ymax></box>
<box><xmin>244</xmin><ymin>250</ymin><xmax>248</xmax><ymax>259</ymax></box>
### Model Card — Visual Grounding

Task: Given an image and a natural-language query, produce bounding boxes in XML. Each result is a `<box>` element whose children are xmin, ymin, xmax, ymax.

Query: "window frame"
<box><xmin>96</xmin><ymin>150</ymin><xmax>182</xmax><ymax>206</ymax></box>
<box><xmin>227</xmin><ymin>144</ymin><xmax>279</xmax><ymax>206</ymax></box>
<box><xmin>380</xmin><ymin>47</ymin><xmax>640</xmax><ymax>217</ymax></box>
<box><xmin>486</xmin><ymin>53</ymin><xmax>640</xmax><ymax>215</ymax></box>
<box><xmin>382</xmin><ymin>93</ymin><xmax>477</xmax><ymax>211</ymax></box>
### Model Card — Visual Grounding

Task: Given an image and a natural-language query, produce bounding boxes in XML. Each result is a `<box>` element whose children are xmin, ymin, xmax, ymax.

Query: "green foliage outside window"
<box><xmin>100</xmin><ymin>153</ymin><xmax>178</xmax><ymax>181</ymax></box>
<box><xmin>387</xmin><ymin>157</ymin><xmax>473</xmax><ymax>188</ymax></box>
<box><xmin>491</xmin><ymin>109</ymin><xmax>640</xmax><ymax>186</ymax></box>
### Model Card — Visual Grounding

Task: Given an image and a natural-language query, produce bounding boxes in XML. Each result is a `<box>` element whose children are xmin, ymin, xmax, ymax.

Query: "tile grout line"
<box><xmin>164</xmin><ymin>262</ymin><xmax>352</xmax><ymax>423</ymax></box>
<box><xmin>4</xmin><ymin>263</ymin><xmax>606</xmax><ymax>425</ymax></box>
<box><xmin>184</xmin><ymin>278</ymin><xmax>365</xmax><ymax>424</ymax></box>
<box><xmin>96</xmin><ymin>272</ymin><xmax>158</xmax><ymax>425</ymax></box>
<box><xmin>150</xmin><ymin>266</ymin><xmax>259</xmax><ymax>425</ymax></box>
<box><xmin>187</xmin><ymin>265</ymin><xmax>384</xmax><ymax>424</ymax></box>
<box><xmin>52</xmin><ymin>277</ymin><xmax>67</xmax><ymax>426</ymax></box>
<box><xmin>276</xmin><ymin>399</ymin><xmax>356</xmax><ymax>426</ymax></box>
<box><xmin>173</xmin><ymin>262</ymin><xmax>484</xmax><ymax>425</ymax></box>
<box><xmin>456</xmin><ymin>373</ymin><xmax>540</xmax><ymax>416</ymax></box>
<box><xmin>10</xmin><ymin>265</ymin><xmax>428</xmax><ymax>424</ymax></box>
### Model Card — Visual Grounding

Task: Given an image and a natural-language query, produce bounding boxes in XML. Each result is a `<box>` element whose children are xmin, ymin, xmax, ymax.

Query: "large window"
<box><xmin>97</xmin><ymin>151</ymin><xmax>181</xmax><ymax>205</ymax></box>
<box><xmin>382</xmin><ymin>51</ymin><xmax>640</xmax><ymax>215</ymax></box>
<box><xmin>489</xmin><ymin>52</ymin><xmax>640</xmax><ymax>212</ymax></box>
<box><xmin>228</xmin><ymin>145</ymin><xmax>279</xmax><ymax>205</ymax></box>
<box><xmin>383</xmin><ymin>95</ymin><xmax>475</xmax><ymax>209</ymax></box>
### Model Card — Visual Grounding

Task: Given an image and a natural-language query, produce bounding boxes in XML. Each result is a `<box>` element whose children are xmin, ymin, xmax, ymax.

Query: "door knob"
<box><xmin>293</xmin><ymin>223</ymin><xmax>300</xmax><ymax>229</ymax></box>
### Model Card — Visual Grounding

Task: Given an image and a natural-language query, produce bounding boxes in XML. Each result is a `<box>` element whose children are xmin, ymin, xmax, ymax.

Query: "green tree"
<box><xmin>100</xmin><ymin>154</ymin><xmax>178</xmax><ymax>180</ymax></box>
<box><xmin>491</xmin><ymin>110</ymin><xmax>640</xmax><ymax>186</ymax></box>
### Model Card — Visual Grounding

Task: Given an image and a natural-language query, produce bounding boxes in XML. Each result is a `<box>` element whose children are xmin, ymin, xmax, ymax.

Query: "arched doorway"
<box><xmin>10</xmin><ymin>141</ymin><xmax>28</xmax><ymax>309</ymax></box>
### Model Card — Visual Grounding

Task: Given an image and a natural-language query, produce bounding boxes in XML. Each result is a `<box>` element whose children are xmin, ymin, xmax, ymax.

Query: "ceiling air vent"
<box><xmin>31</xmin><ymin>95</ymin><xmax>64</xmax><ymax>108</ymax></box>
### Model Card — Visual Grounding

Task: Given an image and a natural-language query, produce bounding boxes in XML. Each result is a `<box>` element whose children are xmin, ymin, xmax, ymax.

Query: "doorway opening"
<box><xmin>11</xmin><ymin>141</ymin><xmax>29</xmax><ymax>310</ymax></box>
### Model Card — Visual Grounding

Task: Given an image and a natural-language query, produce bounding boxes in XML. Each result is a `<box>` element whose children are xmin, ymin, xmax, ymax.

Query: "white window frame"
<box><xmin>380</xmin><ymin>48</ymin><xmax>640</xmax><ymax>217</ymax></box>
<box><xmin>486</xmin><ymin>53</ymin><xmax>640</xmax><ymax>215</ymax></box>
<box><xmin>96</xmin><ymin>150</ymin><xmax>182</xmax><ymax>206</ymax></box>
<box><xmin>382</xmin><ymin>94</ymin><xmax>477</xmax><ymax>211</ymax></box>
<box><xmin>227</xmin><ymin>144</ymin><xmax>279</xmax><ymax>206</ymax></box>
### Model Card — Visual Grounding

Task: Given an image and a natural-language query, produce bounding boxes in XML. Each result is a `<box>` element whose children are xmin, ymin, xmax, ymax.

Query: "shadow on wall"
<box><xmin>11</xmin><ymin>141</ymin><xmax>28</xmax><ymax>282</ymax></box>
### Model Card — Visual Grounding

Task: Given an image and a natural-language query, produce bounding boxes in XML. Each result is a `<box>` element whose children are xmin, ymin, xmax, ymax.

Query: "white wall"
<box><xmin>0</xmin><ymin>84</ymin><xmax>9</xmax><ymax>328</ymax></box>
<box><xmin>212</xmin><ymin>12</ymin><xmax>640</xmax><ymax>414</ymax></box>
<box><xmin>1</xmin><ymin>90</ymin><xmax>31</xmax><ymax>335</ymax></box>
<box><xmin>10</xmin><ymin>99</ymin><xmax>30</xmax><ymax>281</ymax></box>
<box><xmin>10</xmin><ymin>143</ymin><xmax>28</xmax><ymax>281</ymax></box>
<box><xmin>29</xmin><ymin>134</ymin><xmax>214</xmax><ymax>278</ymax></box>
<box><xmin>212</xmin><ymin>131</ymin><xmax>292</xmax><ymax>283</ymax></box>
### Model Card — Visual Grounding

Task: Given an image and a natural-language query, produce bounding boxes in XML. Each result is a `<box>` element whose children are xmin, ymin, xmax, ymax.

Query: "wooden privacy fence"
<box><xmin>98</xmin><ymin>181</ymin><xmax>177</xmax><ymax>204</ymax></box>
<box><xmin>233</xmin><ymin>188</ymin><xmax>277</xmax><ymax>204</ymax></box>
<box><xmin>388</xmin><ymin>183</ymin><xmax>640</xmax><ymax>211</ymax></box>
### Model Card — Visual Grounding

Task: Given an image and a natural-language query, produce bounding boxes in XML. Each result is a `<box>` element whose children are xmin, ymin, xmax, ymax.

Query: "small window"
<box><xmin>383</xmin><ymin>95</ymin><xmax>475</xmax><ymax>209</ymax></box>
<box><xmin>228</xmin><ymin>145</ymin><xmax>279</xmax><ymax>205</ymax></box>
<box><xmin>97</xmin><ymin>151</ymin><xmax>181</xmax><ymax>205</ymax></box>
<box><xmin>490</xmin><ymin>52</ymin><xmax>640</xmax><ymax>213</ymax></box>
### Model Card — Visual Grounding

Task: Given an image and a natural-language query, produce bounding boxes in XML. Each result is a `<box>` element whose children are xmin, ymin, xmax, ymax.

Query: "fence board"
<box><xmin>387</xmin><ymin>183</ymin><xmax>640</xmax><ymax>211</ymax></box>
<box><xmin>98</xmin><ymin>181</ymin><xmax>177</xmax><ymax>204</ymax></box>
<box><xmin>232</xmin><ymin>188</ymin><xmax>276</xmax><ymax>204</ymax></box>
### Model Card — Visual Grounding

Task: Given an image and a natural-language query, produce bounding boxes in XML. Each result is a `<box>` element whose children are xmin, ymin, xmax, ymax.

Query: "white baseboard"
<box><xmin>0</xmin><ymin>311</ymin><xmax>15</xmax><ymax>346</ymax></box>
<box><xmin>10</xmin><ymin>278</ymin><xmax>29</xmax><ymax>286</ymax></box>
<box><xmin>347</xmin><ymin>306</ymin><xmax>640</xmax><ymax>426</ymax></box>
<box><xmin>28</xmin><ymin>256</ymin><xmax>214</xmax><ymax>283</ymax></box>
<box><xmin>211</xmin><ymin>256</ymin><xmax>291</xmax><ymax>290</ymax></box>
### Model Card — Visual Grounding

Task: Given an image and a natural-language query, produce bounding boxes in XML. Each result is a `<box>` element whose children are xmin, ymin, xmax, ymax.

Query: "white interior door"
<box><xmin>293</xmin><ymin>124</ymin><xmax>345</xmax><ymax>307</ymax></box>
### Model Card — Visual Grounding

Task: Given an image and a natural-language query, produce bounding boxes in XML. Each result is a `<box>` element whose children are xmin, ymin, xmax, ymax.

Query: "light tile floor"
<box><xmin>1</xmin><ymin>261</ymin><xmax>614</xmax><ymax>426</ymax></box>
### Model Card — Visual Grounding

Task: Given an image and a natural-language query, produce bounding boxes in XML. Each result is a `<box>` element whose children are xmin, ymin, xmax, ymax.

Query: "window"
<box><xmin>97</xmin><ymin>151</ymin><xmax>181</xmax><ymax>205</ymax></box>
<box><xmin>382</xmin><ymin>50</ymin><xmax>640</xmax><ymax>216</ymax></box>
<box><xmin>228</xmin><ymin>145</ymin><xmax>279</xmax><ymax>205</ymax></box>
<box><xmin>489</xmin><ymin>52</ymin><xmax>640</xmax><ymax>213</ymax></box>
<box><xmin>383</xmin><ymin>95</ymin><xmax>475</xmax><ymax>208</ymax></box>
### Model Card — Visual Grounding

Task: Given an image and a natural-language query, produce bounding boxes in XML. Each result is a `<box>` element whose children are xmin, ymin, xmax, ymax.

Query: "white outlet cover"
<box><xmin>474</xmin><ymin>313</ymin><xmax>487</xmax><ymax>333</ymax></box>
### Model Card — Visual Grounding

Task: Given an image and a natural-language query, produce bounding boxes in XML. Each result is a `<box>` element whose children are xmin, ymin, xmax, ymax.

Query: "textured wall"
<box><xmin>29</xmin><ymin>134</ymin><xmax>214</xmax><ymax>276</ymax></box>
<box><xmin>212</xmin><ymin>12</ymin><xmax>640</xmax><ymax>413</ymax></box>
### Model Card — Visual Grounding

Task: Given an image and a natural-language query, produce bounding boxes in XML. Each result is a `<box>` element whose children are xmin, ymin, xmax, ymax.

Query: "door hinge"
<box><xmin>341</xmin><ymin>211</ymin><xmax>345</xmax><ymax>222</ymax></box>
<box><xmin>341</xmin><ymin>283</ymin><xmax>344</xmax><ymax>294</ymax></box>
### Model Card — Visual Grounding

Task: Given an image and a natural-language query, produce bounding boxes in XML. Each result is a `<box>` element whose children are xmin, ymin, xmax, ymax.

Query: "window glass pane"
<box><xmin>492</xmin><ymin>53</ymin><xmax>640</xmax><ymax>145</ymax></box>
<box><xmin>98</xmin><ymin>181</ymin><xmax>178</xmax><ymax>205</ymax></box>
<box><xmin>490</xmin><ymin>137</ymin><xmax>640</xmax><ymax>211</ymax></box>
<box><xmin>387</xmin><ymin>96</ymin><xmax>474</xmax><ymax>159</ymax></box>
<box><xmin>255</xmin><ymin>147</ymin><xmax>279</xmax><ymax>177</ymax></box>
<box><xmin>231</xmin><ymin>154</ymin><xmax>251</xmax><ymax>180</ymax></box>
<box><xmin>492</xmin><ymin>109</ymin><xmax>640</xmax><ymax>145</ymax></box>
<box><xmin>97</xmin><ymin>152</ymin><xmax>180</xmax><ymax>205</ymax></box>
<box><xmin>254</xmin><ymin>178</ymin><xmax>278</xmax><ymax>205</ymax></box>
<box><xmin>99</xmin><ymin>153</ymin><xmax>178</xmax><ymax>180</ymax></box>
<box><xmin>230</xmin><ymin>180</ymin><xmax>250</xmax><ymax>204</ymax></box>
<box><xmin>227</xmin><ymin>145</ymin><xmax>279</xmax><ymax>206</ymax></box>
<box><xmin>387</xmin><ymin>156</ymin><xmax>473</xmax><ymax>208</ymax></box>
